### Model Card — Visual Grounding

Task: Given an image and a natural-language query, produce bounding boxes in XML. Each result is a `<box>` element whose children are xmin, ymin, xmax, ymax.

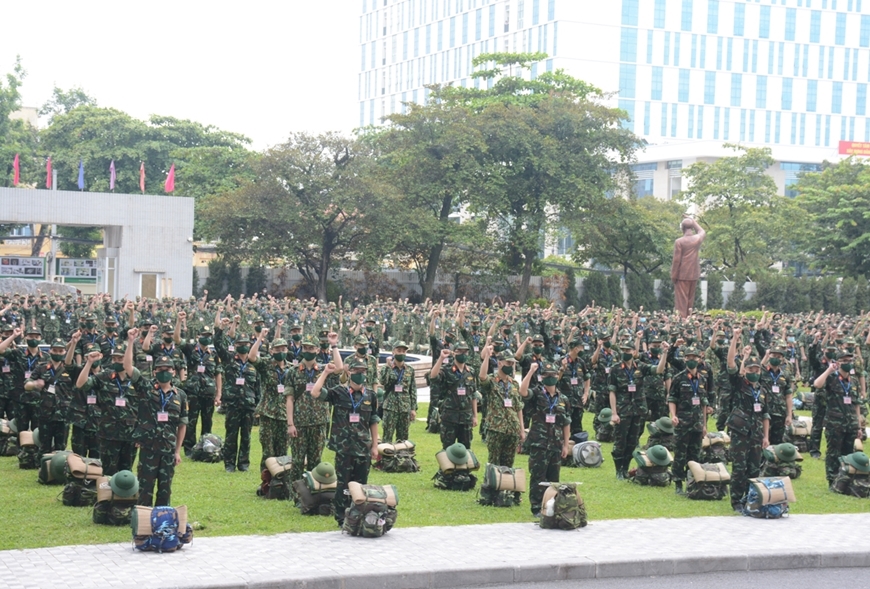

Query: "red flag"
<box><xmin>12</xmin><ymin>154</ymin><xmax>19</xmax><ymax>186</ymax></box>
<box><xmin>164</xmin><ymin>163</ymin><xmax>175</xmax><ymax>193</ymax></box>
<box><xmin>46</xmin><ymin>157</ymin><xmax>52</xmax><ymax>189</ymax></box>
<box><xmin>139</xmin><ymin>162</ymin><xmax>145</xmax><ymax>194</ymax></box>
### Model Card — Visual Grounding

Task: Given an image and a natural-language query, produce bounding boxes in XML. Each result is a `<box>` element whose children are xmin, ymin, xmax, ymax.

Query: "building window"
<box><xmin>810</xmin><ymin>11</ymin><xmax>821</xmax><ymax>43</ymax></box>
<box><xmin>475</xmin><ymin>9</ymin><xmax>482</xmax><ymax>41</ymax></box>
<box><xmin>664</xmin><ymin>32</ymin><xmax>671</xmax><ymax>65</ymax></box>
<box><xmin>862</xmin><ymin>15</ymin><xmax>870</xmax><ymax>47</ymax></box>
<box><xmin>733</xmin><ymin>3</ymin><xmax>745</xmax><ymax>36</ymax></box>
<box><xmin>678</xmin><ymin>69</ymin><xmax>690</xmax><ymax>102</ymax></box>
<box><xmin>832</xmin><ymin>81</ymin><xmax>843</xmax><ymax>114</ymax></box>
<box><xmin>647</xmin><ymin>30</ymin><xmax>654</xmax><ymax>63</ymax></box>
<box><xmin>688</xmin><ymin>104</ymin><xmax>695</xmax><ymax>137</ymax></box>
<box><xmin>651</xmin><ymin>66</ymin><xmax>663</xmax><ymax>100</ymax></box>
<box><xmin>858</xmin><ymin>83</ymin><xmax>867</xmax><ymax>116</ymax></box>
<box><xmin>517</xmin><ymin>0</ymin><xmax>524</xmax><ymax>28</ymax></box>
<box><xmin>620</xmin><ymin>64</ymin><xmax>637</xmax><ymax>98</ymax></box>
<box><xmin>681</xmin><ymin>0</ymin><xmax>693</xmax><ymax>31</ymax></box>
<box><xmin>622</xmin><ymin>0</ymin><xmax>639</xmax><ymax>26</ymax></box>
<box><xmin>450</xmin><ymin>16</ymin><xmax>456</xmax><ymax>47</ymax></box>
<box><xmin>489</xmin><ymin>5</ymin><xmax>496</xmax><ymax>36</ymax></box>
<box><xmin>619</xmin><ymin>99</ymin><xmax>636</xmax><ymax>130</ymax></box>
<box><xmin>807</xmin><ymin>80</ymin><xmax>818</xmax><ymax>112</ymax></box>
<box><xmin>621</xmin><ymin>27</ymin><xmax>638</xmax><ymax>62</ymax></box>
<box><xmin>756</xmin><ymin>76</ymin><xmax>767</xmax><ymax>109</ymax></box>
<box><xmin>644</xmin><ymin>101</ymin><xmax>651</xmax><ymax>135</ymax></box>
<box><xmin>782</xmin><ymin>163</ymin><xmax>823</xmax><ymax>197</ymax></box>
<box><xmin>731</xmin><ymin>73</ymin><xmax>742</xmax><ymax>107</ymax></box>
<box><xmin>782</xmin><ymin>78</ymin><xmax>793</xmax><ymax>110</ymax></box>
<box><xmin>836</xmin><ymin>13</ymin><xmax>847</xmax><ymax>45</ymax></box>
<box><xmin>785</xmin><ymin>8</ymin><xmax>797</xmax><ymax>41</ymax></box>
<box><xmin>532</xmin><ymin>0</ymin><xmax>540</xmax><ymax>25</ymax></box>
<box><xmin>548</xmin><ymin>0</ymin><xmax>555</xmax><ymax>21</ymax></box>
<box><xmin>654</xmin><ymin>0</ymin><xmax>666</xmax><ymax>28</ymax></box>
<box><xmin>631</xmin><ymin>163</ymin><xmax>657</xmax><ymax>198</ymax></box>
<box><xmin>707</xmin><ymin>0</ymin><xmax>719</xmax><ymax>34</ymax></box>
<box><xmin>757</xmin><ymin>6</ymin><xmax>771</xmax><ymax>39</ymax></box>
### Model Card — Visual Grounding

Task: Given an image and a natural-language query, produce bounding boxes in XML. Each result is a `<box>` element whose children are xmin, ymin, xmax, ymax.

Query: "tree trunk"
<box><xmin>317</xmin><ymin>249</ymin><xmax>331</xmax><ymax>303</ymax></box>
<box><xmin>422</xmin><ymin>240</ymin><xmax>445</xmax><ymax>300</ymax></box>
<box><xmin>519</xmin><ymin>251</ymin><xmax>535</xmax><ymax>303</ymax></box>
<box><xmin>31</xmin><ymin>224</ymin><xmax>49</xmax><ymax>257</ymax></box>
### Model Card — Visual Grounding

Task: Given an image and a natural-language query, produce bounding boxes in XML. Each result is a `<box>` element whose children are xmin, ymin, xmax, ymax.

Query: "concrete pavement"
<box><xmin>2</xmin><ymin>513</ymin><xmax>869</xmax><ymax>589</ymax></box>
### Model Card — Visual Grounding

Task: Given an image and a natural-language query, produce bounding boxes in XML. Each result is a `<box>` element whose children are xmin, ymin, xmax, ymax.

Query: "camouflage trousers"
<box><xmin>37</xmin><ymin>419</ymin><xmax>67</xmax><ymax>455</ymax></box>
<box><xmin>99</xmin><ymin>439</ymin><xmax>136</xmax><ymax>477</ymax></box>
<box><xmin>0</xmin><ymin>396</ymin><xmax>13</xmax><ymax>420</ymax></box>
<box><xmin>810</xmin><ymin>391</ymin><xmax>827</xmax><ymax>455</ymax></box>
<box><xmin>183</xmin><ymin>392</ymin><xmax>215</xmax><ymax>452</ymax></box>
<box><xmin>259</xmin><ymin>416</ymin><xmax>289</xmax><ymax>472</ymax></box>
<box><xmin>646</xmin><ymin>396</ymin><xmax>668</xmax><ymax>423</ymax></box>
<box><xmin>14</xmin><ymin>402</ymin><xmax>38</xmax><ymax>432</ymax></box>
<box><xmin>566</xmin><ymin>396</ymin><xmax>585</xmax><ymax>434</ymax></box>
<box><xmin>768</xmin><ymin>414</ymin><xmax>787</xmax><ymax>447</ymax></box>
<box><xmin>136</xmin><ymin>445</ymin><xmax>176</xmax><ymax>507</ymax></box>
<box><xmin>611</xmin><ymin>414</ymin><xmax>643</xmax><ymax>472</ymax></box>
<box><xmin>486</xmin><ymin>430</ymin><xmax>520</xmax><ymax>468</ymax></box>
<box><xmin>333</xmin><ymin>452</ymin><xmax>371</xmax><ymax>524</ymax></box>
<box><xmin>825</xmin><ymin>421</ymin><xmax>859</xmax><ymax>484</ymax></box>
<box><xmin>729</xmin><ymin>430</ymin><xmax>763</xmax><ymax>506</ymax></box>
<box><xmin>382</xmin><ymin>409</ymin><xmax>411</xmax><ymax>444</ymax></box>
<box><xmin>528</xmin><ymin>446</ymin><xmax>561</xmax><ymax>515</ymax></box>
<box><xmin>671</xmin><ymin>426</ymin><xmax>702</xmax><ymax>482</ymax></box>
<box><xmin>223</xmin><ymin>406</ymin><xmax>254</xmax><ymax>469</ymax></box>
<box><xmin>440</xmin><ymin>420</ymin><xmax>473</xmax><ymax>450</ymax></box>
<box><xmin>71</xmin><ymin>426</ymin><xmax>100</xmax><ymax>459</ymax></box>
<box><xmin>715</xmin><ymin>384</ymin><xmax>731</xmax><ymax>431</ymax></box>
<box><xmin>289</xmin><ymin>424</ymin><xmax>328</xmax><ymax>497</ymax></box>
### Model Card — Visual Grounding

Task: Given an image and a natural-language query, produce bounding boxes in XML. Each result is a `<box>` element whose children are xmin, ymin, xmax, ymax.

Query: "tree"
<box><xmin>626</xmin><ymin>272</ymin><xmax>656</xmax><ymax>310</ymax></box>
<box><xmin>572</xmin><ymin>197</ymin><xmax>683</xmax><ymax>276</ymax></box>
<box><xmin>681</xmin><ymin>145</ymin><xmax>806</xmax><ymax>278</ymax></box>
<box><xmin>706</xmin><ymin>274</ymin><xmax>724</xmax><ymax>309</ymax></box>
<box><xmin>201</xmin><ymin>132</ymin><xmax>399</xmax><ymax>301</ymax></box>
<box><xmin>245</xmin><ymin>265</ymin><xmax>267</xmax><ymax>297</ymax></box>
<box><xmin>226</xmin><ymin>261</ymin><xmax>243</xmax><ymax>298</ymax></box>
<box><xmin>579</xmin><ymin>272</ymin><xmax>609</xmax><ymax>308</ymax></box>
<box><xmin>442</xmin><ymin>52</ymin><xmax>640</xmax><ymax>302</ymax></box>
<box><xmin>795</xmin><ymin>158</ymin><xmax>870</xmax><ymax>278</ymax></box>
<box><xmin>203</xmin><ymin>258</ymin><xmax>227</xmax><ymax>299</ymax></box>
<box><xmin>693</xmin><ymin>279</ymin><xmax>705</xmax><ymax>311</ymax></box>
<box><xmin>39</xmin><ymin>86</ymin><xmax>97</xmax><ymax>121</ymax></box>
<box><xmin>0</xmin><ymin>57</ymin><xmax>40</xmax><ymax>190</ymax></box>
<box><xmin>564</xmin><ymin>268</ymin><xmax>579</xmax><ymax>310</ymax></box>
<box><xmin>657</xmin><ymin>278</ymin><xmax>674</xmax><ymax>312</ymax></box>
<box><xmin>840</xmin><ymin>277</ymin><xmax>858</xmax><ymax>315</ymax></box>
<box><xmin>728</xmin><ymin>280</ymin><xmax>747</xmax><ymax>310</ymax></box>
<box><xmin>372</xmin><ymin>97</ymin><xmax>487</xmax><ymax>299</ymax></box>
<box><xmin>607</xmin><ymin>274</ymin><xmax>624</xmax><ymax>309</ymax></box>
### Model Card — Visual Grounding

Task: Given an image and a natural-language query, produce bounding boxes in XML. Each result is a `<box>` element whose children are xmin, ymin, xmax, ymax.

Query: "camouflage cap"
<box><xmin>838</xmin><ymin>350</ymin><xmax>855</xmax><ymax>360</ymax></box>
<box><xmin>301</xmin><ymin>336</ymin><xmax>319</xmax><ymax>347</ymax></box>
<box><xmin>618</xmin><ymin>340</ymin><xmax>635</xmax><ymax>350</ymax></box>
<box><xmin>108</xmin><ymin>343</ymin><xmax>127</xmax><ymax>356</ymax></box>
<box><xmin>345</xmin><ymin>356</ymin><xmax>368</xmax><ymax>371</ymax></box>
<box><xmin>391</xmin><ymin>340</ymin><xmax>409</xmax><ymax>350</ymax></box>
<box><xmin>363</xmin><ymin>316</ymin><xmax>376</xmax><ymax>324</ymax></box>
<box><xmin>24</xmin><ymin>326</ymin><xmax>42</xmax><ymax>336</ymax></box>
<box><xmin>769</xmin><ymin>342</ymin><xmax>787</xmax><ymax>355</ymax></box>
<box><xmin>139</xmin><ymin>318</ymin><xmax>155</xmax><ymax>327</ymax></box>
<box><xmin>541</xmin><ymin>361</ymin><xmax>559</xmax><ymax>374</ymax></box>
<box><xmin>568</xmin><ymin>338</ymin><xmax>584</xmax><ymax>349</ymax></box>
<box><xmin>49</xmin><ymin>339</ymin><xmax>67</xmax><ymax>349</ymax></box>
<box><xmin>452</xmin><ymin>341</ymin><xmax>470</xmax><ymax>351</ymax></box>
<box><xmin>82</xmin><ymin>313</ymin><xmax>97</xmax><ymax>322</ymax></box>
<box><xmin>597</xmin><ymin>330</ymin><xmax>612</xmax><ymax>340</ymax></box>
<box><xmin>288</xmin><ymin>321</ymin><xmax>303</xmax><ymax>331</ymax></box>
<box><xmin>160</xmin><ymin>323</ymin><xmax>174</xmax><ymax>333</ymax></box>
<box><xmin>683</xmin><ymin>347</ymin><xmax>701</xmax><ymax>357</ymax></box>
<box><xmin>353</xmin><ymin>335</ymin><xmax>369</xmax><ymax>346</ymax></box>
<box><xmin>270</xmin><ymin>338</ymin><xmax>288</xmax><ymax>348</ymax></box>
<box><xmin>716</xmin><ymin>330</ymin><xmax>727</xmax><ymax>337</ymax></box>
<box><xmin>153</xmin><ymin>356</ymin><xmax>174</xmax><ymax>369</ymax></box>
<box><xmin>103</xmin><ymin>315</ymin><xmax>118</xmax><ymax>324</ymax></box>
<box><xmin>198</xmin><ymin>325</ymin><xmax>214</xmax><ymax>335</ymax></box>
<box><xmin>84</xmin><ymin>343</ymin><xmax>100</xmax><ymax>354</ymax></box>
<box><xmin>531</xmin><ymin>333</ymin><xmax>545</xmax><ymax>343</ymax></box>
<box><xmin>743</xmin><ymin>354</ymin><xmax>762</xmax><ymax>368</ymax></box>
<box><xmin>496</xmin><ymin>350</ymin><xmax>515</xmax><ymax>361</ymax></box>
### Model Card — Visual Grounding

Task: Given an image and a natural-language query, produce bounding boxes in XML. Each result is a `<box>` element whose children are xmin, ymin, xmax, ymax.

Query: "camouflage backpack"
<box><xmin>433</xmin><ymin>471</ymin><xmax>477</xmax><ymax>491</ymax></box>
<box><xmin>478</xmin><ymin>464</ymin><xmax>525</xmax><ymax>507</ymax></box>
<box><xmin>190</xmin><ymin>433</ymin><xmax>223</xmax><ymax>463</ymax></box>
<box><xmin>538</xmin><ymin>483</ymin><xmax>587</xmax><ymax>530</ymax></box>
<box><xmin>783</xmin><ymin>420</ymin><xmax>811</xmax><ymax>453</ymax></box>
<box><xmin>342</xmin><ymin>483</ymin><xmax>399</xmax><ymax>538</ymax></box>
<box><xmin>594</xmin><ymin>423</ymin><xmax>614</xmax><ymax>443</ymax></box>
<box><xmin>258</xmin><ymin>456</ymin><xmax>293</xmax><ymax>500</ymax></box>
<box><xmin>686</xmin><ymin>461</ymin><xmax>730</xmax><ymax>501</ymax></box>
<box><xmin>760</xmin><ymin>444</ymin><xmax>803</xmax><ymax>480</ymax></box>
<box><xmin>61</xmin><ymin>479</ymin><xmax>98</xmax><ymax>507</ymax></box>
<box><xmin>743</xmin><ymin>477</ymin><xmax>793</xmax><ymax>519</ymax></box>
<box><xmin>17</xmin><ymin>441</ymin><xmax>39</xmax><ymax>470</ymax></box>
<box><xmin>700</xmin><ymin>432</ymin><xmax>731</xmax><ymax>464</ymax></box>
<box><xmin>0</xmin><ymin>419</ymin><xmax>18</xmax><ymax>456</ymax></box>
<box><xmin>643</xmin><ymin>431</ymin><xmax>676</xmax><ymax>452</ymax></box>
<box><xmin>630</xmin><ymin>446</ymin><xmax>673</xmax><ymax>487</ymax></box>
<box><xmin>376</xmin><ymin>441</ymin><xmax>420</xmax><ymax>473</ymax></box>
<box><xmin>831</xmin><ymin>454</ymin><xmax>870</xmax><ymax>498</ymax></box>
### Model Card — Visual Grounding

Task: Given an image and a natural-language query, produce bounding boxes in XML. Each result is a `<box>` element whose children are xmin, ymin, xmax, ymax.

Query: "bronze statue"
<box><xmin>670</xmin><ymin>216</ymin><xmax>706</xmax><ymax>318</ymax></box>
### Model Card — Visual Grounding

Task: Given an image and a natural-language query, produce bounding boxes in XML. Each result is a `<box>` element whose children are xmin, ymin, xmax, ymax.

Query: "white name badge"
<box><xmin>24</xmin><ymin>371</ymin><xmax>31</xmax><ymax>379</ymax></box>
<box><xmin>628</xmin><ymin>384</ymin><xmax>636</xmax><ymax>392</ymax></box>
<box><xmin>692</xmin><ymin>397</ymin><xmax>700</xmax><ymax>405</ymax></box>
<box><xmin>772</xmin><ymin>385</ymin><xmax>780</xmax><ymax>393</ymax></box>
<box><xmin>395</xmin><ymin>385</ymin><xmax>403</xmax><ymax>392</ymax></box>
<box><xmin>50</xmin><ymin>315</ymin><xmax>56</xmax><ymax>320</ymax></box>
<box><xmin>457</xmin><ymin>387</ymin><xmax>466</xmax><ymax>396</ymax></box>
<box><xmin>293</xmin><ymin>359</ymin><xmax>299</xmax><ymax>366</ymax></box>
<box><xmin>47</xmin><ymin>385</ymin><xmax>56</xmax><ymax>394</ymax></box>
<box><xmin>1</xmin><ymin>366</ymin><xmax>8</xmax><ymax>373</ymax></box>
<box><xmin>844</xmin><ymin>396</ymin><xmax>852</xmax><ymax>405</ymax></box>
<box><xmin>115</xmin><ymin>397</ymin><xmax>126</xmax><ymax>407</ymax></box>
<box><xmin>306</xmin><ymin>383</ymin><xmax>314</xmax><ymax>392</ymax></box>
<box><xmin>146</xmin><ymin>355</ymin><xmax>153</xmax><ymax>362</ymax></box>
<box><xmin>584</xmin><ymin>345</ymin><xmax>590</xmax><ymax>350</ymax></box>
<box><xmin>570</xmin><ymin>378</ymin><xmax>578</xmax><ymax>385</ymax></box>
<box><xmin>236</xmin><ymin>377</ymin><xmax>245</xmax><ymax>385</ymax></box>
<box><xmin>605</xmin><ymin>367</ymin><xmax>611</xmax><ymax>374</ymax></box>
<box><xmin>749</xmin><ymin>338</ymin><xmax>755</xmax><ymax>343</ymax></box>
<box><xmin>473</xmin><ymin>347</ymin><xmax>479</xmax><ymax>352</ymax></box>
<box><xmin>277</xmin><ymin>384</ymin><xmax>285</xmax><ymax>394</ymax></box>
<box><xmin>157</xmin><ymin>411</ymin><xmax>169</xmax><ymax>422</ymax></box>
<box><xmin>197</xmin><ymin>365</ymin><xmax>206</xmax><ymax>373</ymax></box>
<box><xmin>504</xmin><ymin>399</ymin><xmax>513</xmax><ymax>407</ymax></box>
<box><xmin>545</xmin><ymin>414</ymin><xmax>556</xmax><ymax>423</ymax></box>
<box><xmin>228</xmin><ymin>345</ymin><xmax>235</xmax><ymax>352</ymax></box>
<box><xmin>753</xmin><ymin>403</ymin><xmax>762</xmax><ymax>412</ymax></box>
<box><xmin>537</xmin><ymin>375</ymin><xmax>542</xmax><ymax>382</ymax></box>
<box><xmin>87</xmin><ymin>395</ymin><xmax>97</xmax><ymax>405</ymax></box>
<box><xmin>349</xmin><ymin>413</ymin><xmax>360</xmax><ymax>423</ymax></box>
<box><xmin>65</xmin><ymin>319</ymin><xmax>70</xmax><ymax>324</ymax></box>
<box><xmin>199</xmin><ymin>317</ymin><xmax>204</xmax><ymax>321</ymax></box>
<box><xmin>850</xmin><ymin>369</ymin><xmax>856</xmax><ymax>375</ymax></box>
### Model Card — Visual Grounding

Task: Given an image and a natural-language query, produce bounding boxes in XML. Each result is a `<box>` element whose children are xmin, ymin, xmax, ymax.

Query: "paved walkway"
<box><xmin>2</xmin><ymin>513</ymin><xmax>869</xmax><ymax>589</ymax></box>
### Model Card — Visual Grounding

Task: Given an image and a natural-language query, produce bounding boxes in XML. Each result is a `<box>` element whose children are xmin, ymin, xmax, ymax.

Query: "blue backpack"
<box><xmin>743</xmin><ymin>477</ymin><xmax>792</xmax><ymax>519</ymax></box>
<box><xmin>132</xmin><ymin>505</ymin><xmax>193</xmax><ymax>552</ymax></box>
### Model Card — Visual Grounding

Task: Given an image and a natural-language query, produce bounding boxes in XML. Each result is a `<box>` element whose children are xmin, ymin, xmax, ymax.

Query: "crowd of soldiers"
<box><xmin>0</xmin><ymin>289</ymin><xmax>866</xmax><ymax>518</ymax></box>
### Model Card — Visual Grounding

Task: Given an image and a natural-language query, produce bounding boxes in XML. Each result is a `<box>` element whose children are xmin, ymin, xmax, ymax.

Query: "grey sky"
<box><xmin>0</xmin><ymin>0</ymin><xmax>360</xmax><ymax>149</ymax></box>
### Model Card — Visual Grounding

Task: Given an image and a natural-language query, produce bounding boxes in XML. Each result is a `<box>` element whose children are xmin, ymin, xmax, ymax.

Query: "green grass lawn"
<box><xmin>1</xmin><ymin>405</ymin><xmax>868</xmax><ymax>551</ymax></box>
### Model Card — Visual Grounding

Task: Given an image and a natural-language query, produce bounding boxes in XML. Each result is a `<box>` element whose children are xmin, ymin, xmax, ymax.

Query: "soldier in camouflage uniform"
<box><xmin>286</xmin><ymin>335</ymin><xmax>340</xmax><ymax>496</ymax></box>
<box><xmin>379</xmin><ymin>341</ymin><xmax>417</xmax><ymax>443</ymax></box>
<box><xmin>95</xmin><ymin>315</ymin><xmax>122</xmax><ymax>359</ymax></box>
<box><xmin>761</xmin><ymin>344</ymin><xmax>794</xmax><ymax>445</ymax></box>
<box><xmin>589</xmin><ymin>330</ymin><xmax>616</xmax><ymax>418</ymax></box>
<box><xmin>74</xmin><ymin>313</ymin><xmax>102</xmax><ymax>364</ymax></box>
<box><xmin>516</xmin><ymin>334</ymin><xmax>549</xmax><ymax>429</ymax></box>
<box><xmin>214</xmin><ymin>322</ymin><xmax>266</xmax><ymax>472</ymax></box>
<box><xmin>478</xmin><ymin>346</ymin><xmax>524</xmax><ymax>467</ymax></box>
<box><xmin>76</xmin><ymin>331</ymin><xmax>141</xmax><ymax>476</ymax></box>
<box><xmin>608</xmin><ymin>339</ymin><xmax>668</xmax><ymax>479</ymax></box>
<box><xmin>132</xmin><ymin>319</ymin><xmax>157</xmax><ymax>381</ymax></box>
<box><xmin>639</xmin><ymin>334</ymin><xmax>671</xmax><ymax>426</ymax></box>
<box><xmin>558</xmin><ymin>338</ymin><xmax>591</xmax><ymax>435</ymax></box>
<box><xmin>285</xmin><ymin>322</ymin><xmax>304</xmax><ymax>365</ymax></box>
<box><xmin>0</xmin><ymin>324</ymin><xmax>15</xmax><ymax>420</ymax></box>
<box><xmin>430</xmin><ymin>342</ymin><xmax>478</xmax><ymax>449</ymax></box>
<box><xmin>725</xmin><ymin>329</ymin><xmax>771</xmax><ymax>512</ymax></box>
<box><xmin>311</xmin><ymin>357</ymin><xmax>380</xmax><ymax>527</ymax></box>
<box><xmin>707</xmin><ymin>330</ymin><xmax>732</xmax><ymax>431</ymax></box>
<box><xmin>68</xmin><ymin>339</ymin><xmax>102</xmax><ymax>458</ymax></box>
<box><xmin>254</xmin><ymin>337</ymin><xmax>291</xmax><ymax>471</ymax></box>
<box><xmin>132</xmin><ymin>355</ymin><xmax>188</xmax><ymax>507</ymax></box>
<box><xmin>668</xmin><ymin>346</ymin><xmax>708</xmax><ymax>496</ymax></box>
<box><xmin>26</xmin><ymin>338</ymin><xmax>76</xmax><ymax>454</ymax></box>
<box><xmin>34</xmin><ymin>299</ymin><xmax>61</xmax><ymax>344</ymax></box>
<box><xmin>150</xmin><ymin>322</ymin><xmax>187</xmax><ymax>384</ymax></box>
<box><xmin>520</xmin><ymin>362</ymin><xmax>571</xmax><ymax>517</ymax></box>
<box><xmin>179</xmin><ymin>323</ymin><xmax>222</xmax><ymax>455</ymax></box>
<box><xmin>814</xmin><ymin>350</ymin><xmax>863</xmax><ymax>487</ymax></box>
<box><xmin>0</xmin><ymin>326</ymin><xmax>47</xmax><ymax>432</ymax></box>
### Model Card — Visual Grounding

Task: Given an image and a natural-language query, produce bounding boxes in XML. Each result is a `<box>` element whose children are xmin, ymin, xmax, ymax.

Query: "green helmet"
<box><xmin>31</xmin><ymin>428</ymin><xmax>40</xmax><ymax>448</ymax></box>
<box><xmin>445</xmin><ymin>442</ymin><xmax>468</xmax><ymax>465</ymax></box>
<box><xmin>654</xmin><ymin>416</ymin><xmax>675</xmax><ymax>435</ymax></box>
<box><xmin>109</xmin><ymin>470</ymin><xmax>139</xmax><ymax>497</ymax></box>
<box><xmin>646</xmin><ymin>445</ymin><xmax>672</xmax><ymax>467</ymax></box>
<box><xmin>774</xmin><ymin>443</ymin><xmax>798</xmax><ymax>463</ymax></box>
<box><xmin>49</xmin><ymin>452</ymin><xmax>71</xmax><ymax>482</ymax></box>
<box><xmin>311</xmin><ymin>462</ymin><xmax>336</xmax><ymax>484</ymax></box>
<box><xmin>598</xmin><ymin>408</ymin><xmax>613</xmax><ymax>423</ymax></box>
<box><xmin>844</xmin><ymin>451</ymin><xmax>870</xmax><ymax>474</ymax></box>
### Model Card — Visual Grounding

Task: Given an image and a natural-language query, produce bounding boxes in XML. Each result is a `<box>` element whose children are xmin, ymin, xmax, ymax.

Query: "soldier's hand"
<box><xmin>742</xmin><ymin>345</ymin><xmax>752</xmax><ymax>357</ymax></box>
<box><xmin>12</xmin><ymin>328</ymin><xmax>21</xmax><ymax>338</ymax></box>
<box><xmin>671</xmin><ymin>415</ymin><xmax>679</xmax><ymax>427</ymax></box>
<box><xmin>178</xmin><ymin>311</ymin><xmax>186</xmax><ymax>321</ymax></box>
<box><xmin>410</xmin><ymin>410</ymin><xmax>416</xmax><ymax>420</ymax></box>
<box><xmin>529</xmin><ymin>363</ymin><xmax>539</xmax><ymax>374</ymax></box>
<box><xmin>440</xmin><ymin>349</ymin><xmax>451</xmax><ymax>360</ymax></box>
<box><xmin>371</xmin><ymin>444</ymin><xmax>379</xmax><ymax>462</ymax></box>
<box><xmin>87</xmin><ymin>351</ymin><xmax>103</xmax><ymax>363</ymax></box>
<box><xmin>325</xmin><ymin>362</ymin><xmax>336</xmax><ymax>374</ymax></box>
<box><xmin>149</xmin><ymin>325</ymin><xmax>159</xmax><ymax>334</ymax></box>
<box><xmin>328</xmin><ymin>332</ymin><xmax>339</xmax><ymax>345</ymax></box>
<box><xmin>71</xmin><ymin>330</ymin><xmax>82</xmax><ymax>342</ymax></box>
<box><xmin>277</xmin><ymin>319</ymin><xmax>284</xmax><ymax>327</ymax></box>
<box><xmin>525</xmin><ymin>336</ymin><xmax>532</xmax><ymax>345</ymax></box>
<box><xmin>259</xmin><ymin>328</ymin><xmax>269</xmax><ymax>338</ymax></box>
<box><xmin>128</xmin><ymin>328</ymin><xmax>139</xmax><ymax>340</ymax></box>
<box><xmin>561</xmin><ymin>444</ymin><xmax>569</xmax><ymax>459</ymax></box>
<box><xmin>733</xmin><ymin>327</ymin><xmax>742</xmax><ymax>337</ymax></box>
<box><xmin>175</xmin><ymin>452</ymin><xmax>182</xmax><ymax>466</ymax></box>
<box><xmin>472</xmin><ymin>414</ymin><xmax>478</xmax><ymax>427</ymax></box>
<box><xmin>203</xmin><ymin>289</ymin><xmax>208</xmax><ymax>296</ymax></box>
<box><xmin>611</xmin><ymin>413</ymin><xmax>620</xmax><ymax>425</ymax></box>
<box><xmin>287</xmin><ymin>424</ymin><xmax>298</xmax><ymax>438</ymax></box>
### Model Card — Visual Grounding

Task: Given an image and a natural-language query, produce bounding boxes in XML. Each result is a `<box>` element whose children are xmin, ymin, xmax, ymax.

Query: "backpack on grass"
<box><xmin>132</xmin><ymin>505</ymin><xmax>193</xmax><ymax>552</ymax></box>
<box><xmin>538</xmin><ymin>483</ymin><xmax>587</xmax><ymax>530</ymax></box>
<box><xmin>190</xmin><ymin>433</ymin><xmax>222</xmax><ymax>463</ymax></box>
<box><xmin>743</xmin><ymin>477</ymin><xmax>795</xmax><ymax>519</ymax></box>
<box><xmin>686</xmin><ymin>461</ymin><xmax>730</xmax><ymax>501</ymax></box>
<box><xmin>478</xmin><ymin>464</ymin><xmax>525</xmax><ymax>507</ymax></box>
<box><xmin>342</xmin><ymin>482</ymin><xmax>398</xmax><ymax>538</ymax></box>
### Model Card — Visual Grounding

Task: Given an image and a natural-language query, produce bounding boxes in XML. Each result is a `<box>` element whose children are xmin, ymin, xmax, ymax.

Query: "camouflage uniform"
<box><xmin>34</xmin><ymin>306</ymin><xmax>61</xmax><ymax>343</ymax></box>
<box><xmin>256</xmin><ymin>359</ymin><xmax>291</xmax><ymax>471</ymax></box>
<box><xmin>639</xmin><ymin>350</ymin><xmax>670</xmax><ymax>423</ymax></box>
<box><xmin>68</xmin><ymin>358</ymin><xmax>101</xmax><ymax>458</ymax></box>
<box><xmin>667</xmin><ymin>369</ymin><xmax>709</xmax><ymax>483</ymax></box>
<box><xmin>214</xmin><ymin>329</ymin><xmax>261</xmax><ymax>471</ymax></box>
<box><xmin>379</xmin><ymin>361</ymin><xmax>417</xmax><ymax>443</ymax></box>
<box><xmin>433</xmin><ymin>361</ymin><xmax>477</xmax><ymax>450</ymax></box>
<box><xmin>706</xmin><ymin>343</ymin><xmax>731</xmax><ymax>431</ymax></box>
<box><xmin>590</xmin><ymin>345</ymin><xmax>617</xmax><ymax>416</ymax></box>
<box><xmin>524</xmin><ymin>382</ymin><xmax>571</xmax><ymax>516</ymax></box>
<box><xmin>0</xmin><ymin>348</ymin><xmax>14</xmax><ymax>420</ymax></box>
<box><xmin>27</xmin><ymin>353</ymin><xmax>74</xmax><ymax>454</ymax></box>
<box><xmin>807</xmin><ymin>342</ymin><xmax>832</xmax><ymax>456</ymax></box>
<box><xmin>479</xmin><ymin>374</ymin><xmax>523</xmax><ymax>467</ymax></box>
<box><xmin>726</xmin><ymin>367</ymin><xmax>770</xmax><ymax>508</ymax></box>
<box><xmin>82</xmin><ymin>366</ymin><xmax>143</xmax><ymax>476</ymax></box>
<box><xmin>4</xmin><ymin>345</ymin><xmax>46</xmax><ymax>432</ymax></box>
<box><xmin>820</xmin><ymin>367</ymin><xmax>862</xmax><ymax>485</ymax></box>
<box><xmin>761</xmin><ymin>363</ymin><xmax>794</xmax><ymax>445</ymax></box>
<box><xmin>318</xmin><ymin>376</ymin><xmax>380</xmax><ymax>524</ymax></box>
<box><xmin>132</xmin><ymin>372</ymin><xmax>188</xmax><ymax>507</ymax></box>
<box><xmin>287</xmin><ymin>361</ymin><xmax>330</xmax><ymax>491</ymax></box>
<box><xmin>607</xmin><ymin>359</ymin><xmax>656</xmax><ymax>477</ymax></box>
<box><xmin>179</xmin><ymin>338</ymin><xmax>222</xmax><ymax>453</ymax></box>
<box><xmin>558</xmin><ymin>353</ymin><xmax>589</xmax><ymax>434</ymax></box>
